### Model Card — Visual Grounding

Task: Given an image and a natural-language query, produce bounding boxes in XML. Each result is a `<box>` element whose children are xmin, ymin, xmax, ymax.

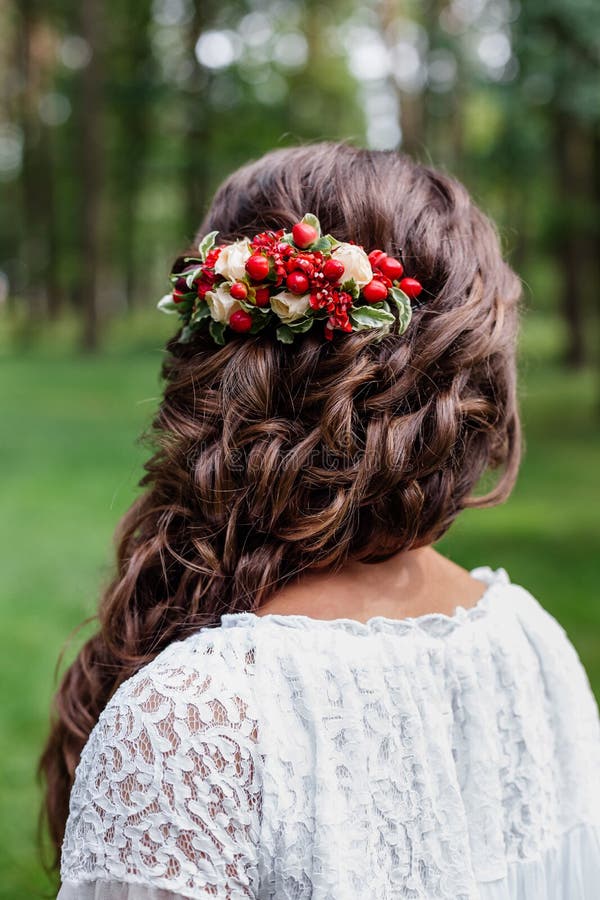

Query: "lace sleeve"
<box><xmin>58</xmin><ymin>643</ymin><xmax>262</xmax><ymax>900</ymax></box>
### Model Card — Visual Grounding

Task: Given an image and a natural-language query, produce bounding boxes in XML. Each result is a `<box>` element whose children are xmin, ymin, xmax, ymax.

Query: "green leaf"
<box><xmin>311</xmin><ymin>236</ymin><xmax>332</xmax><ymax>252</ymax></box>
<box><xmin>324</xmin><ymin>234</ymin><xmax>341</xmax><ymax>249</ymax></box>
<box><xmin>341</xmin><ymin>278</ymin><xmax>359</xmax><ymax>299</ymax></box>
<box><xmin>249</xmin><ymin>315</ymin><xmax>271</xmax><ymax>334</ymax></box>
<box><xmin>209</xmin><ymin>320</ymin><xmax>226</xmax><ymax>345</ymax></box>
<box><xmin>198</xmin><ymin>230</ymin><xmax>219</xmax><ymax>262</ymax></box>
<box><xmin>157</xmin><ymin>293</ymin><xmax>180</xmax><ymax>314</ymax></box>
<box><xmin>287</xmin><ymin>316</ymin><xmax>314</xmax><ymax>333</ymax></box>
<box><xmin>366</xmin><ymin>298</ymin><xmax>392</xmax><ymax>311</ymax></box>
<box><xmin>301</xmin><ymin>213</ymin><xmax>321</xmax><ymax>235</ymax></box>
<box><xmin>276</xmin><ymin>324</ymin><xmax>295</xmax><ymax>344</ymax></box>
<box><xmin>190</xmin><ymin>301</ymin><xmax>211</xmax><ymax>324</ymax></box>
<box><xmin>185</xmin><ymin>266</ymin><xmax>203</xmax><ymax>289</ymax></box>
<box><xmin>350</xmin><ymin>305</ymin><xmax>395</xmax><ymax>329</ymax></box>
<box><xmin>279</xmin><ymin>232</ymin><xmax>294</xmax><ymax>245</ymax></box>
<box><xmin>390</xmin><ymin>287</ymin><xmax>413</xmax><ymax>335</ymax></box>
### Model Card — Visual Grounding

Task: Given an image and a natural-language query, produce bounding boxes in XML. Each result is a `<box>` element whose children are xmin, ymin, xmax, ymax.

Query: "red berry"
<box><xmin>368</xmin><ymin>249</ymin><xmax>387</xmax><ymax>268</ymax></box>
<box><xmin>362</xmin><ymin>279</ymin><xmax>389</xmax><ymax>303</ymax></box>
<box><xmin>399</xmin><ymin>277</ymin><xmax>422</xmax><ymax>298</ymax></box>
<box><xmin>254</xmin><ymin>286</ymin><xmax>271</xmax><ymax>307</ymax></box>
<box><xmin>292</xmin><ymin>222</ymin><xmax>319</xmax><ymax>249</ymax></box>
<box><xmin>245</xmin><ymin>254</ymin><xmax>270</xmax><ymax>281</ymax></box>
<box><xmin>229</xmin><ymin>281</ymin><xmax>248</xmax><ymax>300</ymax></box>
<box><xmin>323</xmin><ymin>258</ymin><xmax>345</xmax><ymax>282</ymax></box>
<box><xmin>286</xmin><ymin>271</ymin><xmax>310</xmax><ymax>294</ymax></box>
<box><xmin>229</xmin><ymin>309</ymin><xmax>253</xmax><ymax>332</ymax></box>
<box><xmin>378</xmin><ymin>256</ymin><xmax>404</xmax><ymax>280</ymax></box>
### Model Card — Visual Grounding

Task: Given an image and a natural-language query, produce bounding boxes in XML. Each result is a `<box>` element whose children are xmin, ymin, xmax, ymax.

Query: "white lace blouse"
<box><xmin>58</xmin><ymin>566</ymin><xmax>600</xmax><ymax>899</ymax></box>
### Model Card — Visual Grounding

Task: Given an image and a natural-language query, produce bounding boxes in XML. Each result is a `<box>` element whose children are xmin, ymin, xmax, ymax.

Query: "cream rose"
<box><xmin>205</xmin><ymin>284</ymin><xmax>242</xmax><ymax>324</ymax></box>
<box><xmin>270</xmin><ymin>290</ymin><xmax>311</xmax><ymax>323</ymax></box>
<box><xmin>214</xmin><ymin>239</ymin><xmax>251</xmax><ymax>281</ymax></box>
<box><xmin>332</xmin><ymin>242</ymin><xmax>373</xmax><ymax>288</ymax></box>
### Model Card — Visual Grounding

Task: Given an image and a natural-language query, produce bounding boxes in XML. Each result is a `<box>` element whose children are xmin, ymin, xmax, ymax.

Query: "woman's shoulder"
<box><xmin>61</xmin><ymin>624</ymin><xmax>263</xmax><ymax>894</ymax></box>
<box><xmin>75</xmin><ymin>621</ymin><xmax>261</xmax><ymax>766</ymax></box>
<box><xmin>66</xmin><ymin>623</ymin><xmax>261</xmax><ymax>834</ymax></box>
<box><xmin>110</xmin><ymin>619</ymin><xmax>255</xmax><ymax>703</ymax></box>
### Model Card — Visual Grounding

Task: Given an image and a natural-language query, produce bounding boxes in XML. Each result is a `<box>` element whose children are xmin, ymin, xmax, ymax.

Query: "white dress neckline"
<box><xmin>220</xmin><ymin>565</ymin><xmax>510</xmax><ymax>637</ymax></box>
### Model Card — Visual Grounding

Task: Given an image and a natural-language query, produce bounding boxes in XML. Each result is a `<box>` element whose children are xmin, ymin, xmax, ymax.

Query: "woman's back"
<box><xmin>41</xmin><ymin>141</ymin><xmax>599</xmax><ymax>898</ymax></box>
<box><xmin>59</xmin><ymin>566</ymin><xmax>600</xmax><ymax>899</ymax></box>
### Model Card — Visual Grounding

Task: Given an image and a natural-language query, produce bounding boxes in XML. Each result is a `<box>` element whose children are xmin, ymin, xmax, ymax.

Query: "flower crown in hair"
<box><xmin>157</xmin><ymin>214</ymin><xmax>423</xmax><ymax>345</ymax></box>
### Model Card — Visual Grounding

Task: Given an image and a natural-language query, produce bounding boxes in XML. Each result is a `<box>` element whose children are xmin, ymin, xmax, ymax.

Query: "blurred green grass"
<box><xmin>0</xmin><ymin>311</ymin><xmax>599</xmax><ymax>898</ymax></box>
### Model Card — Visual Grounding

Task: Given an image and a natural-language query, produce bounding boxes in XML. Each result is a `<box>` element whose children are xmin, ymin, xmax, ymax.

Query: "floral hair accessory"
<box><xmin>157</xmin><ymin>214</ymin><xmax>423</xmax><ymax>345</ymax></box>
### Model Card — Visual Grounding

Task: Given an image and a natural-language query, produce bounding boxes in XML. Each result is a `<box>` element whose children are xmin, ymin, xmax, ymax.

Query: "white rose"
<box><xmin>271</xmin><ymin>290</ymin><xmax>311</xmax><ymax>323</ymax></box>
<box><xmin>214</xmin><ymin>239</ymin><xmax>252</xmax><ymax>281</ymax></box>
<box><xmin>332</xmin><ymin>242</ymin><xmax>373</xmax><ymax>288</ymax></box>
<box><xmin>205</xmin><ymin>284</ymin><xmax>242</xmax><ymax>324</ymax></box>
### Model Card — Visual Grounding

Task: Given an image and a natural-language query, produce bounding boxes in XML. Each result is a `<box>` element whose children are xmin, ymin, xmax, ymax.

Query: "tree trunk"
<box><xmin>183</xmin><ymin>0</ymin><xmax>213</xmax><ymax>242</ymax></box>
<box><xmin>40</xmin><ymin>127</ymin><xmax>61</xmax><ymax>318</ymax></box>
<box><xmin>378</xmin><ymin>0</ymin><xmax>426</xmax><ymax>158</ymax></box>
<box><xmin>111</xmin><ymin>0</ymin><xmax>153</xmax><ymax>309</ymax></box>
<box><xmin>553</xmin><ymin>112</ymin><xmax>586</xmax><ymax>368</ymax></box>
<box><xmin>591</xmin><ymin>127</ymin><xmax>600</xmax><ymax>412</ymax></box>
<box><xmin>77</xmin><ymin>0</ymin><xmax>104</xmax><ymax>351</ymax></box>
<box><xmin>16</xmin><ymin>0</ymin><xmax>61</xmax><ymax>321</ymax></box>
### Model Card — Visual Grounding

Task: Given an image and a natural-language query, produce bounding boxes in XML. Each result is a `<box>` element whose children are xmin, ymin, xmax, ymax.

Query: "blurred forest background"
<box><xmin>0</xmin><ymin>0</ymin><xmax>599</xmax><ymax>897</ymax></box>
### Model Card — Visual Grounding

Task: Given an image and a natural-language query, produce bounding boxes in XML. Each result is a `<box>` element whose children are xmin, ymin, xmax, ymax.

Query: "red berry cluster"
<box><xmin>232</xmin><ymin>226</ymin><xmax>355</xmax><ymax>338</ymax></box>
<box><xmin>166</xmin><ymin>215</ymin><xmax>425</xmax><ymax>342</ymax></box>
<box><xmin>246</xmin><ymin>228</ymin><xmax>318</xmax><ymax>291</ymax></box>
<box><xmin>363</xmin><ymin>250</ymin><xmax>423</xmax><ymax>302</ymax></box>
<box><xmin>308</xmin><ymin>270</ymin><xmax>353</xmax><ymax>339</ymax></box>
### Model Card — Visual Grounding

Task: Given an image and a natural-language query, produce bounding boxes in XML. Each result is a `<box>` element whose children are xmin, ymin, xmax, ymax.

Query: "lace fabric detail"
<box><xmin>60</xmin><ymin>567</ymin><xmax>600</xmax><ymax>899</ymax></box>
<box><xmin>60</xmin><ymin>642</ymin><xmax>263</xmax><ymax>898</ymax></box>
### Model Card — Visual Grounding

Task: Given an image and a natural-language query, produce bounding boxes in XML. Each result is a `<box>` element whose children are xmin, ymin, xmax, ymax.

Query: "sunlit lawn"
<box><xmin>1</xmin><ymin>312</ymin><xmax>599</xmax><ymax>898</ymax></box>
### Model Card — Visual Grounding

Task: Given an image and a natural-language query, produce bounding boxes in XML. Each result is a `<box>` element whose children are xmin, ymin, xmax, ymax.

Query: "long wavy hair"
<box><xmin>39</xmin><ymin>142</ymin><xmax>522</xmax><ymax>866</ymax></box>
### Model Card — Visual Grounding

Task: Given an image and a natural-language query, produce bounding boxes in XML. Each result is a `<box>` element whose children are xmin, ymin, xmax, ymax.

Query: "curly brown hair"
<box><xmin>39</xmin><ymin>142</ymin><xmax>522</xmax><ymax>866</ymax></box>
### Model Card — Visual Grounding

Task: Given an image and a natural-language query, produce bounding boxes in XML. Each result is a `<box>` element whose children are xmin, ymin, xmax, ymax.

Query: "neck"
<box><xmin>254</xmin><ymin>546</ymin><xmax>487</xmax><ymax>623</ymax></box>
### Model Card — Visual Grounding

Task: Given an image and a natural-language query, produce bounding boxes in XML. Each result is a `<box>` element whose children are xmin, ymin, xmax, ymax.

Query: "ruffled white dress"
<box><xmin>58</xmin><ymin>567</ymin><xmax>600</xmax><ymax>899</ymax></box>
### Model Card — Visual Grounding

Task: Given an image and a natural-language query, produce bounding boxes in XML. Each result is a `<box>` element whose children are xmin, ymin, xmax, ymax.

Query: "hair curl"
<box><xmin>39</xmin><ymin>142</ymin><xmax>521</xmax><ymax>866</ymax></box>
